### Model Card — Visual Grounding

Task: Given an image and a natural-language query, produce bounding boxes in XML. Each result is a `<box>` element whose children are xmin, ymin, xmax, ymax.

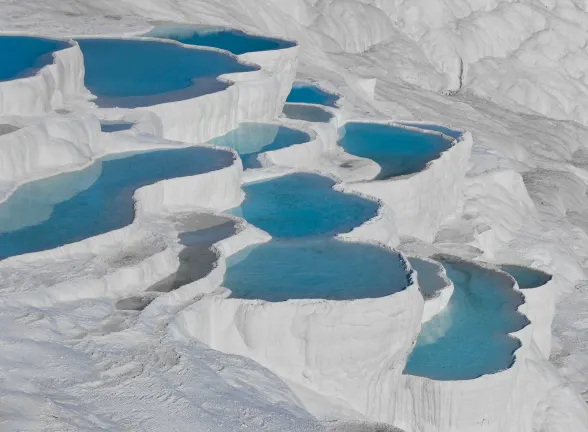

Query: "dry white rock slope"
<box><xmin>1</xmin><ymin>0</ymin><xmax>588</xmax><ymax>431</ymax></box>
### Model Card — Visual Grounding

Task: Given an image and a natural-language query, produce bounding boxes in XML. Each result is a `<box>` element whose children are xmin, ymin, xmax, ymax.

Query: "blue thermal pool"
<box><xmin>404</xmin><ymin>257</ymin><xmax>529</xmax><ymax>380</ymax></box>
<box><xmin>500</xmin><ymin>264</ymin><xmax>552</xmax><ymax>289</ymax></box>
<box><xmin>76</xmin><ymin>38</ymin><xmax>257</xmax><ymax>108</ymax></box>
<box><xmin>228</xmin><ymin>172</ymin><xmax>379</xmax><ymax>238</ymax></box>
<box><xmin>143</xmin><ymin>25</ymin><xmax>295</xmax><ymax>55</ymax></box>
<box><xmin>282</xmin><ymin>103</ymin><xmax>333</xmax><ymax>123</ymax></box>
<box><xmin>338</xmin><ymin>122</ymin><xmax>454</xmax><ymax>180</ymax></box>
<box><xmin>210</xmin><ymin>123</ymin><xmax>310</xmax><ymax>169</ymax></box>
<box><xmin>224</xmin><ymin>239</ymin><xmax>410</xmax><ymax>302</ymax></box>
<box><xmin>0</xmin><ymin>147</ymin><xmax>234</xmax><ymax>259</ymax></box>
<box><xmin>0</xmin><ymin>35</ymin><xmax>69</xmax><ymax>81</ymax></box>
<box><xmin>286</xmin><ymin>82</ymin><xmax>340</xmax><ymax>107</ymax></box>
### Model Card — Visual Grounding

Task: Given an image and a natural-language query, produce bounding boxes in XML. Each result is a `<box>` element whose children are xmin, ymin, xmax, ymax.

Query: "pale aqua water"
<box><xmin>210</xmin><ymin>123</ymin><xmax>310</xmax><ymax>168</ymax></box>
<box><xmin>500</xmin><ymin>264</ymin><xmax>552</xmax><ymax>289</ymax></box>
<box><xmin>286</xmin><ymin>82</ymin><xmax>340</xmax><ymax>107</ymax></box>
<box><xmin>282</xmin><ymin>104</ymin><xmax>333</xmax><ymax>123</ymax></box>
<box><xmin>0</xmin><ymin>35</ymin><xmax>68</xmax><ymax>81</ymax></box>
<box><xmin>228</xmin><ymin>173</ymin><xmax>379</xmax><ymax>238</ymax></box>
<box><xmin>0</xmin><ymin>147</ymin><xmax>233</xmax><ymax>259</ymax></box>
<box><xmin>225</xmin><ymin>239</ymin><xmax>409</xmax><ymax>301</ymax></box>
<box><xmin>338</xmin><ymin>123</ymin><xmax>453</xmax><ymax>180</ymax></box>
<box><xmin>144</xmin><ymin>25</ymin><xmax>295</xmax><ymax>55</ymax></box>
<box><xmin>404</xmin><ymin>257</ymin><xmax>529</xmax><ymax>380</ymax></box>
<box><xmin>76</xmin><ymin>38</ymin><xmax>256</xmax><ymax>108</ymax></box>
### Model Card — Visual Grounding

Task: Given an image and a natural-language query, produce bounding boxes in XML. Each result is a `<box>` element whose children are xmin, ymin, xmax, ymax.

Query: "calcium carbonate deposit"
<box><xmin>0</xmin><ymin>1</ymin><xmax>588</xmax><ymax>432</ymax></box>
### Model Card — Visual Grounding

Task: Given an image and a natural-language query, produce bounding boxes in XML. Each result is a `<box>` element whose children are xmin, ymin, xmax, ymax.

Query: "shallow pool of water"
<box><xmin>77</xmin><ymin>38</ymin><xmax>256</xmax><ymax>108</ymax></box>
<box><xmin>286</xmin><ymin>82</ymin><xmax>340</xmax><ymax>107</ymax></box>
<box><xmin>143</xmin><ymin>25</ymin><xmax>295</xmax><ymax>55</ymax></box>
<box><xmin>282</xmin><ymin>104</ymin><xmax>333</xmax><ymax>123</ymax></box>
<box><xmin>228</xmin><ymin>173</ymin><xmax>378</xmax><ymax>238</ymax></box>
<box><xmin>225</xmin><ymin>238</ymin><xmax>409</xmax><ymax>302</ymax></box>
<box><xmin>210</xmin><ymin>123</ymin><xmax>310</xmax><ymax>168</ymax></box>
<box><xmin>100</xmin><ymin>121</ymin><xmax>134</xmax><ymax>133</ymax></box>
<box><xmin>338</xmin><ymin>123</ymin><xmax>453</xmax><ymax>180</ymax></box>
<box><xmin>500</xmin><ymin>264</ymin><xmax>552</xmax><ymax>289</ymax></box>
<box><xmin>0</xmin><ymin>147</ymin><xmax>233</xmax><ymax>259</ymax></box>
<box><xmin>0</xmin><ymin>35</ymin><xmax>69</xmax><ymax>81</ymax></box>
<box><xmin>404</xmin><ymin>257</ymin><xmax>529</xmax><ymax>380</ymax></box>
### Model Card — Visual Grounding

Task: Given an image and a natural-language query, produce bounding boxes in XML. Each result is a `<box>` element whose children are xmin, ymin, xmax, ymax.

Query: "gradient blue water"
<box><xmin>286</xmin><ymin>82</ymin><xmax>340</xmax><ymax>107</ymax></box>
<box><xmin>282</xmin><ymin>104</ymin><xmax>333</xmax><ymax>123</ymax></box>
<box><xmin>404</xmin><ymin>257</ymin><xmax>529</xmax><ymax>380</ymax></box>
<box><xmin>225</xmin><ymin>238</ymin><xmax>409</xmax><ymax>301</ymax></box>
<box><xmin>0</xmin><ymin>35</ymin><xmax>68</xmax><ymax>81</ymax></box>
<box><xmin>500</xmin><ymin>264</ymin><xmax>552</xmax><ymax>289</ymax></box>
<box><xmin>143</xmin><ymin>26</ymin><xmax>295</xmax><ymax>55</ymax></box>
<box><xmin>76</xmin><ymin>38</ymin><xmax>256</xmax><ymax>107</ymax></box>
<box><xmin>338</xmin><ymin>123</ymin><xmax>453</xmax><ymax>180</ymax></box>
<box><xmin>210</xmin><ymin>123</ymin><xmax>310</xmax><ymax>168</ymax></box>
<box><xmin>228</xmin><ymin>173</ymin><xmax>378</xmax><ymax>238</ymax></box>
<box><xmin>0</xmin><ymin>147</ymin><xmax>233</xmax><ymax>259</ymax></box>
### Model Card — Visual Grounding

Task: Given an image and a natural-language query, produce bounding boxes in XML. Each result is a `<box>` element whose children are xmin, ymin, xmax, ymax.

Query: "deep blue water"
<box><xmin>228</xmin><ymin>173</ymin><xmax>379</xmax><ymax>238</ymax></box>
<box><xmin>0</xmin><ymin>147</ymin><xmax>233</xmax><ymax>259</ymax></box>
<box><xmin>143</xmin><ymin>26</ymin><xmax>295</xmax><ymax>55</ymax></box>
<box><xmin>282</xmin><ymin>104</ymin><xmax>333</xmax><ymax>123</ymax></box>
<box><xmin>76</xmin><ymin>38</ymin><xmax>256</xmax><ymax>107</ymax></box>
<box><xmin>210</xmin><ymin>123</ymin><xmax>310</xmax><ymax>168</ymax></box>
<box><xmin>286</xmin><ymin>82</ymin><xmax>340</xmax><ymax>107</ymax></box>
<box><xmin>0</xmin><ymin>35</ymin><xmax>69</xmax><ymax>81</ymax></box>
<box><xmin>404</xmin><ymin>257</ymin><xmax>529</xmax><ymax>380</ymax></box>
<box><xmin>500</xmin><ymin>264</ymin><xmax>552</xmax><ymax>289</ymax></box>
<box><xmin>338</xmin><ymin>123</ymin><xmax>453</xmax><ymax>180</ymax></box>
<box><xmin>225</xmin><ymin>238</ymin><xmax>409</xmax><ymax>301</ymax></box>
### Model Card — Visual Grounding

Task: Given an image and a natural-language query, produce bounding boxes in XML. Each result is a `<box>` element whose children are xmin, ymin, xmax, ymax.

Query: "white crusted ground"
<box><xmin>1</xmin><ymin>1</ymin><xmax>588</xmax><ymax>431</ymax></box>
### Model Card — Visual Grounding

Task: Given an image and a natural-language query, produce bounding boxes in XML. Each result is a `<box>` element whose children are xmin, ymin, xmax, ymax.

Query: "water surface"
<box><xmin>286</xmin><ymin>82</ymin><xmax>340</xmax><ymax>107</ymax></box>
<box><xmin>338</xmin><ymin>123</ymin><xmax>453</xmax><ymax>180</ymax></box>
<box><xmin>0</xmin><ymin>35</ymin><xmax>68</xmax><ymax>81</ymax></box>
<box><xmin>225</xmin><ymin>239</ymin><xmax>409</xmax><ymax>302</ymax></box>
<box><xmin>404</xmin><ymin>257</ymin><xmax>529</xmax><ymax>380</ymax></box>
<box><xmin>228</xmin><ymin>173</ymin><xmax>378</xmax><ymax>238</ymax></box>
<box><xmin>210</xmin><ymin>123</ymin><xmax>310</xmax><ymax>168</ymax></box>
<box><xmin>144</xmin><ymin>25</ymin><xmax>295</xmax><ymax>55</ymax></box>
<box><xmin>0</xmin><ymin>147</ymin><xmax>233</xmax><ymax>259</ymax></box>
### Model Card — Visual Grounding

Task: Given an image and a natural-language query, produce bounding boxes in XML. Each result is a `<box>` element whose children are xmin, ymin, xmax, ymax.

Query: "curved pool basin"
<box><xmin>286</xmin><ymin>82</ymin><xmax>340</xmax><ymax>107</ymax></box>
<box><xmin>225</xmin><ymin>238</ymin><xmax>410</xmax><ymax>302</ymax></box>
<box><xmin>404</xmin><ymin>257</ymin><xmax>529</xmax><ymax>380</ymax></box>
<box><xmin>228</xmin><ymin>172</ymin><xmax>379</xmax><ymax>238</ymax></box>
<box><xmin>338</xmin><ymin>122</ymin><xmax>453</xmax><ymax>180</ymax></box>
<box><xmin>282</xmin><ymin>103</ymin><xmax>334</xmax><ymax>123</ymax></box>
<box><xmin>76</xmin><ymin>38</ymin><xmax>257</xmax><ymax>108</ymax></box>
<box><xmin>0</xmin><ymin>35</ymin><xmax>69</xmax><ymax>81</ymax></box>
<box><xmin>400</xmin><ymin>123</ymin><xmax>463</xmax><ymax>140</ymax></box>
<box><xmin>499</xmin><ymin>264</ymin><xmax>552</xmax><ymax>289</ymax></box>
<box><xmin>143</xmin><ymin>25</ymin><xmax>295</xmax><ymax>55</ymax></box>
<box><xmin>210</xmin><ymin>123</ymin><xmax>310</xmax><ymax>169</ymax></box>
<box><xmin>0</xmin><ymin>147</ymin><xmax>234</xmax><ymax>259</ymax></box>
